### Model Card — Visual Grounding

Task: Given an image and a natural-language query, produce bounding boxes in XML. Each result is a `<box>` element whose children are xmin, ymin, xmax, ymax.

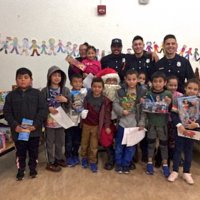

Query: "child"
<box><xmin>80</xmin><ymin>77</ymin><xmax>112</xmax><ymax>173</ymax></box>
<box><xmin>96</xmin><ymin>68</ymin><xmax>121</xmax><ymax>170</ymax></box>
<box><xmin>138</xmin><ymin>72</ymin><xmax>147</xmax><ymax>86</ymax></box>
<box><xmin>65</xmin><ymin>74</ymin><xmax>87</xmax><ymax>167</ymax></box>
<box><xmin>166</xmin><ymin>76</ymin><xmax>183</xmax><ymax>166</ymax></box>
<box><xmin>3</xmin><ymin>68</ymin><xmax>47</xmax><ymax>180</ymax></box>
<box><xmin>82</xmin><ymin>46</ymin><xmax>101</xmax><ymax>76</ymax></box>
<box><xmin>41</xmin><ymin>66</ymin><xmax>70</xmax><ymax>172</ymax></box>
<box><xmin>113</xmin><ymin>69</ymin><xmax>146</xmax><ymax>174</ymax></box>
<box><xmin>168</xmin><ymin>78</ymin><xmax>200</xmax><ymax>185</ymax></box>
<box><xmin>145</xmin><ymin>71</ymin><xmax>172</xmax><ymax>177</ymax></box>
<box><xmin>137</xmin><ymin>71</ymin><xmax>149</xmax><ymax>163</ymax></box>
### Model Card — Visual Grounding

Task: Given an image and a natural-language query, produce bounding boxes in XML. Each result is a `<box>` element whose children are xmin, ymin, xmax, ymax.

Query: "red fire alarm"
<box><xmin>97</xmin><ymin>5</ymin><xmax>106</xmax><ymax>15</ymax></box>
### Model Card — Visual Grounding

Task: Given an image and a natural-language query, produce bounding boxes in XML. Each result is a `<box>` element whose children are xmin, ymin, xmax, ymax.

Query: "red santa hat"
<box><xmin>96</xmin><ymin>68</ymin><xmax>120</xmax><ymax>84</ymax></box>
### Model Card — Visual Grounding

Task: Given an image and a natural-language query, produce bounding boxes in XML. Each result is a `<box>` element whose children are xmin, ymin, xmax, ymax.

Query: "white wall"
<box><xmin>0</xmin><ymin>0</ymin><xmax>200</xmax><ymax>90</ymax></box>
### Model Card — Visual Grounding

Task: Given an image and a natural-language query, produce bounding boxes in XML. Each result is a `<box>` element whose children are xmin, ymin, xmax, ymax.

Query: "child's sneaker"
<box><xmin>90</xmin><ymin>163</ymin><xmax>98</xmax><ymax>173</ymax></box>
<box><xmin>73</xmin><ymin>156</ymin><xmax>80</xmax><ymax>165</ymax></box>
<box><xmin>30</xmin><ymin>169</ymin><xmax>38</xmax><ymax>178</ymax></box>
<box><xmin>162</xmin><ymin>165</ymin><xmax>170</xmax><ymax>177</ymax></box>
<box><xmin>168</xmin><ymin>171</ymin><xmax>178</xmax><ymax>182</ymax></box>
<box><xmin>123</xmin><ymin>166</ymin><xmax>130</xmax><ymax>174</ymax></box>
<box><xmin>16</xmin><ymin>169</ymin><xmax>25</xmax><ymax>181</ymax></box>
<box><xmin>81</xmin><ymin>158</ymin><xmax>88</xmax><ymax>168</ymax></box>
<box><xmin>115</xmin><ymin>165</ymin><xmax>123</xmax><ymax>174</ymax></box>
<box><xmin>66</xmin><ymin>157</ymin><xmax>75</xmax><ymax>167</ymax></box>
<box><xmin>182</xmin><ymin>173</ymin><xmax>194</xmax><ymax>185</ymax></box>
<box><xmin>146</xmin><ymin>163</ymin><xmax>154</xmax><ymax>175</ymax></box>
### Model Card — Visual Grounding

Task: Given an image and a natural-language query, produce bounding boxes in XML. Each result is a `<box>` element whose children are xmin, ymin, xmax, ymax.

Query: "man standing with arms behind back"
<box><xmin>155</xmin><ymin>34</ymin><xmax>194</xmax><ymax>93</ymax></box>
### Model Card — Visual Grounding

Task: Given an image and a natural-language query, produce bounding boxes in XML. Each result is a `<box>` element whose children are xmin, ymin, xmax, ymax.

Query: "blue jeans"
<box><xmin>115</xmin><ymin>126</ymin><xmax>136</xmax><ymax>167</ymax></box>
<box><xmin>65</xmin><ymin>125</ymin><xmax>82</xmax><ymax>158</ymax></box>
<box><xmin>173</xmin><ymin>133</ymin><xmax>194</xmax><ymax>173</ymax></box>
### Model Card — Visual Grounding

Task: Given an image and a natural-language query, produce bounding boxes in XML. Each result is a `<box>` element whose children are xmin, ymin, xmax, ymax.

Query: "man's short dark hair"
<box><xmin>163</xmin><ymin>34</ymin><xmax>177</xmax><ymax>43</ymax></box>
<box><xmin>132</xmin><ymin>35</ymin><xmax>144</xmax><ymax>43</ymax></box>
<box><xmin>70</xmin><ymin>73</ymin><xmax>83</xmax><ymax>83</ymax></box>
<box><xmin>16</xmin><ymin>67</ymin><xmax>32</xmax><ymax>79</ymax></box>
<box><xmin>125</xmin><ymin>69</ymin><xmax>138</xmax><ymax>77</ymax></box>
<box><xmin>151</xmin><ymin>71</ymin><xmax>166</xmax><ymax>81</ymax></box>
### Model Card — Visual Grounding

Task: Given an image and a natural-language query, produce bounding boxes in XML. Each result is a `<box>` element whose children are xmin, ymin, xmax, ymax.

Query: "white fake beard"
<box><xmin>103</xmin><ymin>84</ymin><xmax>121</xmax><ymax>101</ymax></box>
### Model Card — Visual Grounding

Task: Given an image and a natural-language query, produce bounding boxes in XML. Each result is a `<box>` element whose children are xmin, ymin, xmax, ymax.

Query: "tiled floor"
<box><xmin>0</xmin><ymin>147</ymin><xmax>200</xmax><ymax>200</ymax></box>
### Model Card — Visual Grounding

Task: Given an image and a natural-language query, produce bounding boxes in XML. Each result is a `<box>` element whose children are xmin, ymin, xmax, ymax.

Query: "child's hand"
<box><xmin>187</xmin><ymin>121</ymin><xmax>199</xmax><ymax>129</ymax></box>
<box><xmin>122</xmin><ymin>110</ymin><xmax>129</xmax><ymax>116</ymax></box>
<box><xmin>164</xmin><ymin>96</ymin><xmax>171</xmax><ymax>105</ymax></box>
<box><xmin>138</xmin><ymin>126</ymin><xmax>145</xmax><ymax>131</ymax></box>
<box><xmin>27</xmin><ymin>126</ymin><xmax>36</xmax><ymax>132</ymax></box>
<box><xmin>15</xmin><ymin>125</ymin><xmax>23</xmax><ymax>133</ymax></box>
<box><xmin>178</xmin><ymin>125</ymin><xmax>186</xmax><ymax>135</ymax></box>
<box><xmin>55</xmin><ymin>95</ymin><xmax>68</xmax><ymax>103</ymax></box>
<box><xmin>49</xmin><ymin>107</ymin><xmax>58</xmax><ymax>115</ymax></box>
<box><xmin>105</xmin><ymin>128</ymin><xmax>111</xmax><ymax>134</ymax></box>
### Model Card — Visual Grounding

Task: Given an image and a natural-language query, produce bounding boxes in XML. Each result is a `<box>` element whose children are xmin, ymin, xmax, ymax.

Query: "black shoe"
<box><xmin>129</xmin><ymin>162</ymin><xmax>136</xmax><ymax>170</ymax></box>
<box><xmin>16</xmin><ymin>169</ymin><xmax>25</xmax><ymax>181</ymax></box>
<box><xmin>30</xmin><ymin>170</ymin><xmax>38</xmax><ymax>178</ymax></box>
<box><xmin>104</xmin><ymin>162</ymin><xmax>114</xmax><ymax>170</ymax></box>
<box><xmin>123</xmin><ymin>166</ymin><xmax>130</xmax><ymax>174</ymax></box>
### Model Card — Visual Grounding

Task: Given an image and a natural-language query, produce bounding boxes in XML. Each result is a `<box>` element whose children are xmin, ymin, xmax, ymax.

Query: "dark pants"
<box><xmin>140</xmin><ymin>134</ymin><xmax>148</xmax><ymax>159</ymax></box>
<box><xmin>173</xmin><ymin>134</ymin><xmax>194</xmax><ymax>173</ymax></box>
<box><xmin>105</xmin><ymin>145</ymin><xmax>115</xmax><ymax>164</ymax></box>
<box><xmin>15</xmin><ymin>137</ymin><xmax>40</xmax><ymax>172</ymax></box>
<box><xmin>65</xmin><ymin>125</ymin><xmax>82</xmax><ymax>158</ymax></box>
<box><xmin>115</xmin><ymin>126</ymin><xmax>136</xmax><ymax>167</ymax></box>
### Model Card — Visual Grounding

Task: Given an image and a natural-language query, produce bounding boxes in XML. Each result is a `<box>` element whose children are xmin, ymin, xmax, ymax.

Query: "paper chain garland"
<box><xmin>0</xmin><ymin>35</ymin><xmax>200</xmax><ymax>62</ymax></box>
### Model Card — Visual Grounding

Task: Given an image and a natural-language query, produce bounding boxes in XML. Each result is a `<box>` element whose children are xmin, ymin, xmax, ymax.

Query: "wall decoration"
<box><xmin>0</xmin><ymin>33</ymin><xmax>200</xmax><ymax>65</ymax></box>
<box><xmin>30</xmin><ymin>39</ymin><xmax>40</xmax><ymax>56</ymax></box>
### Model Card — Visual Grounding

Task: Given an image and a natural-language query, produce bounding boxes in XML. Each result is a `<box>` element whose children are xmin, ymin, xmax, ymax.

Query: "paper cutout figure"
<box><xmin>153</xmin><ymin>42</ymin><xmax>159</xmax><ymax>53</ymax></box>
<box><xmin>71</xmin><ymin>43</ymin><xmax>79</xmax><ymax>57</ymax></box>
<box><xmin>21</xmin><ymin>38</ymin><xmax>29</xmax><ymax>56</ymax></box>
<box><xmin>0</xmin><ymin>37</ymin><xmax>11</xmax><ymax>54</ymax></box>
<box><xmin>179</xmin><ymin>45</ymin><xmax>187</xmax><ymax>56</ymax></box>
<box><xmin>40</xmin><ymin>41</ymin><xmax>48</xmax><ymax>55</ymax></box>
<box><xmin>66</xmin><ymin>41</ymin><xmax>72</xmax><ymax>55</ymax></box>
<box><xmin>194</xmin><ymin>48</ymin><xmax>200</xmax><ymax>61</ymax></box>
<box><xmin>57</xmin><ymin>40</ymin><xmax>65</xmax><ymax>53</ymax></box>
<box><xmin>127</xmin><ymin>48</ymin><xmax>132</xmax><ymax>54</ymax></box>
<box><xmin>146</xmin><ymin>41</ymin><xmax>152</xmax><ymax>52</ymax></box>
<box><xmin>30</xmin><ymin>39</ymin><xmax>40</xmax><ymax>56</ymax></box>
<box><xmin>185</xmin><ymin>48</ymin><xmax>192</xmax><ymax>60</ymax></box>
<box><xmin>10</xmin><ymin>37</ymin><xmax>19</xmax><ymax>54</ymax></box>
<box><xmin>48</xmin><ymin>38</ymin><xmax>56</xmax><ymax>55</ymax></box>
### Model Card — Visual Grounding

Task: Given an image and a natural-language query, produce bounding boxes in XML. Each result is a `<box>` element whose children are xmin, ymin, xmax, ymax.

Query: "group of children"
<box><xmin>3</xmin><ymin>64</ymin><xmax>200</xmax><ymax>186</ymax></box>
